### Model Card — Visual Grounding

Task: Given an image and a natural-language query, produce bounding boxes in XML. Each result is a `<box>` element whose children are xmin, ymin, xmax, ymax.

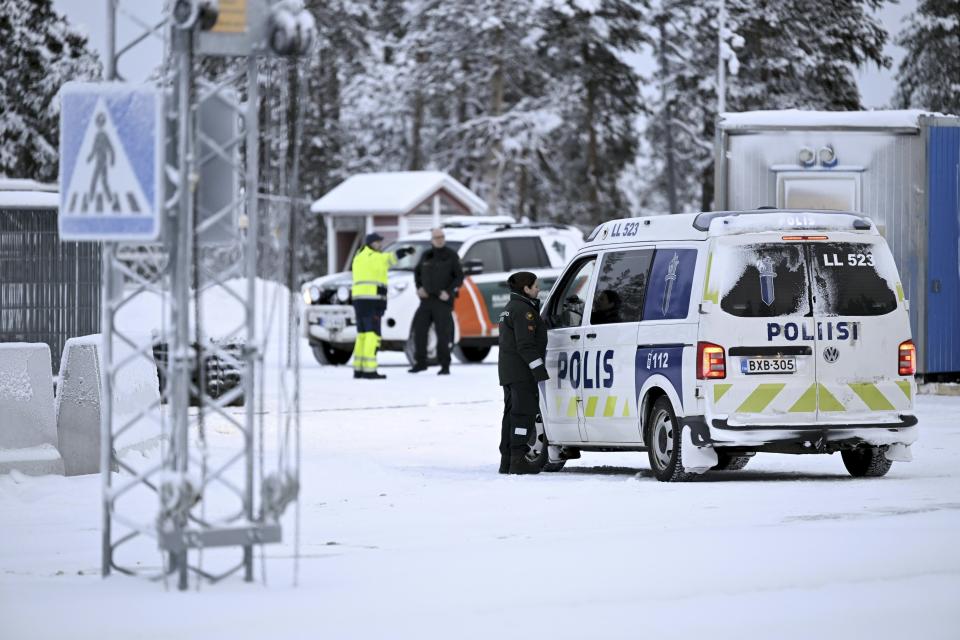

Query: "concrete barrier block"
<box><xmin>55</xmin><ymin>335</ymin><xmax>160</xmax><ymax>476</ymax></box>
<box><xmin>0</xmin><ymin>343</ymin><xmax>65</xmax><ymax>476</ymax></box>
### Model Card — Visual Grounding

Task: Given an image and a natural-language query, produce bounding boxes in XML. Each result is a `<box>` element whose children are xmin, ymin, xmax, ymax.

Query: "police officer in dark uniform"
<box><xmin>498</xmin><ymin>271</ymin><xmax>549</xmax><ymax>474</ymax></box>
<box><xmin>409</xmin><ymin>228</ymin><xmax>464</xmax><ymax>375</ymax></box>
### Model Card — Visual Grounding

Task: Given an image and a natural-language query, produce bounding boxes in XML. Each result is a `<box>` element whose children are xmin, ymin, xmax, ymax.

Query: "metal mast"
<box><xmin>100</xmin><ymin>0</ymin><xmax>311</xmax><ymax>590</ymax></box>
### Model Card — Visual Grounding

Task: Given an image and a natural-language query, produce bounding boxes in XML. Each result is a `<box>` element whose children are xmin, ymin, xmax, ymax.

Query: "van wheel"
<box><xmin>512</xmin><ymin>415</ymin><xmax>550</xmax><ymax>474</ymax></box>
<box><xmin>841</xmin><ymin>446</ymin><xmax>893</xmax><ymax>477</ymax></box>
<box><xmin>453</xmin><ymin>345</ymin><xmax>491</xmax><ymax>363</ymax></box>
<box><xmin>712</xmin><ymin>452</ymin><xmax>752</xmax><ymax>471</ymax></box>
<box><xmin>311</xmin><ymin>341</ymin><xmax>351</xmax><ymax>366</ymax></box>
<box><xmin>646</xmin><ymin>396</ymin><xmax>696</xmax><ymax>482</ymax></box>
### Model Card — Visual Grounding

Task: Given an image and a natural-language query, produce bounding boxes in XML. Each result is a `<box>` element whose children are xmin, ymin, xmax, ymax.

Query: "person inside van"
<box><xmin>498</xmin><ymin>271</ymin><xmax>549</xmax><ymax>474</ymax></box>
<box><xmin>591</xmin><ymin>289</ymin><xmax>621</xmax><ymax>325</ymax></box>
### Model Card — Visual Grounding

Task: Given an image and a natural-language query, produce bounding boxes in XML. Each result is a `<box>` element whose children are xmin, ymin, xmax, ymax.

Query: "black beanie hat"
<box><xmin>507</xmin><ymin>271</ymin><xmax>537</xmax><ymax>293</ymax></box>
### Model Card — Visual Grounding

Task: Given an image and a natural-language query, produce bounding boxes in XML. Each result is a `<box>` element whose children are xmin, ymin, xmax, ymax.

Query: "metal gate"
<box><xmin>0</xmin><ymin>201</ymin><xmax>101</xmax><ymax>371</ymax></box>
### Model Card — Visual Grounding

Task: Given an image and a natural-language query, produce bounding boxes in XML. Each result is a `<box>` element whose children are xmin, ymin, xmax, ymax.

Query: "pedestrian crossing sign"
<box><xmin>59</xmin><ymin>82</ymin><xmax>164</xmax><ymax>241</ymax></box>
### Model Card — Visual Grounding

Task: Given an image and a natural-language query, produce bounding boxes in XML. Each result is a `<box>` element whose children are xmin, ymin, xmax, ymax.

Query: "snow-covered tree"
<box><xmin>536</xmin><ymin>0</ymin><xmax>648</xmax><ymax>225</ymax></box>
<box><xmin>895</xmin><ymin>0</ymin><xmax>960</xmax><ymax>114</ymax></box>
<box><xmin>638</xmin><ymin>0</ymin><xmax>891</xmax><ymax>213</ymax></box>
<box><xmin>0</xmin><ymin>0</ymin><xmax>101</xmax><ymax>181</ymax></box>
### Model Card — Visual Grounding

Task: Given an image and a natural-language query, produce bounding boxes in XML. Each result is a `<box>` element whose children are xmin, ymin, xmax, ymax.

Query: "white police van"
<box><xmin>530</xmin><ymin>209</ymin><xmax>918</xmax><ymax>481</ymax></box>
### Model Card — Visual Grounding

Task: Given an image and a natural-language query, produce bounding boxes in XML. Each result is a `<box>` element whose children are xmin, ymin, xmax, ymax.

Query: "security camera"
<box><xmin>172</xmin><ymin>0</ymin><xmax>219</xmax><ymax>31</ymax></box>
<box><xmin>269</xmin><ymin>0</ymin><xmax>317</xmax><ymax>56</ymax></box>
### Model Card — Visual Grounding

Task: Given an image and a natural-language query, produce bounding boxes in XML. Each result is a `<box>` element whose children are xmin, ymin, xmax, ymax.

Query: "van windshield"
<box><xmin>718</xmin><ymin>241</ymin><xmax>898</xmax><ymax>318</ymax></box>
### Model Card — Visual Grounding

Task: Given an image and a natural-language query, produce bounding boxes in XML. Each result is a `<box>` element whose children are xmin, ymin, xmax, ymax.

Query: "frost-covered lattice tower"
<box><xmin>100</xmin><ymin>0</ymin><xmax>314</xmax><ymax>590</ymax></box>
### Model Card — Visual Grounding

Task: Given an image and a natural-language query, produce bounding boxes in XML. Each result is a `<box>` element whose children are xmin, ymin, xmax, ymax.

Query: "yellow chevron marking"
<box><xmin>849</xmin><ymin>383</ymin><xmax>895</xmax><ymax>411</ymax></box>
<box><xmin>735</xmin><ymin>383</ymin><xmax>785</xmax><ymax>413</ymax></box>
<box><xmin>566</xmin><ymin>397</ymin><xmax>578</xmax><ymax>418</ymax></box>
<box><xmin>789</xmin><ymin>383</ymin><xmax>818</xmax><ymax>413</ymax></box>
<box><xmin>622</xmin><ymin>398</ymin><xmax>631</xmax><ymax>417</ymax></box>
<box><xmin>714</xmin><ymin>383</ymin><xmax>732</xmax><ymax>403</ymax></box>
<box><xmin>818</xmin><ymin>384</ymin><xmax>846</xmax><ymax>412</ymax></box>
<box><xmin>585</xmin><ymin>396</ymin><xmax>599</xmax><ymax>417</ymax></box>
<box><xmin>896</xmin><ymin>283</ymin><xmax>905</xmax><ymax>302</ymax></box>
<box><xmin>555</xmin><ymin>395</ymin><xmax>564</xmax><ymax>416</ymax></box>
<box><xmin>603</xmin><ymin>396</ymin><xmax>618</xmax><ymax>417</ymax></box>
<box><xmin>896</xmin><ymin>380</ymin><xmax>912</xmax><ymax>400</ymax></box>
<box><xmin>702</xmin><ymin>252</ymin><xmax>718</xmax><ymax>304</ymax></box>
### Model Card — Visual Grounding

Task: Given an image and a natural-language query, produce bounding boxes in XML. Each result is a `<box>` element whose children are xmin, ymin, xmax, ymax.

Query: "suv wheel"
<box><xmin>311</xmin><ymin>341</ymin><xmax>351</xmax><ymax>366</ymax></box>
<box><xmin>403</xmin><ymin>326</ymin><xmax>438</xmax><ymax>366</ymax></box>
<box><xmin>645</xmin><ymin>396</ymin><xmax>696</xmax><ymax>482</ymax></box>
<box><xmin>841</xmin><ymin>446</ymin><xmax>893</xmax><ymax>477</ymax></box>
<box><xmin>453</xmin><ymin>345</ymin><xmax>491</xmax><ymax>363</ymax></box>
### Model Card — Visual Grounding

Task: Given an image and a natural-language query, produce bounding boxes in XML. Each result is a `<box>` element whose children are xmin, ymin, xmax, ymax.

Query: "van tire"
<box><xmin>645</xmin><ymin>396</ymin><xmax>696</xmax><ymax>482</ymax></box>
<box><xmin>841</xmin><ymin>446</ymin><xmax>893</xmax><ymax>477</ymax></box>
<box><xmin>513</xmin><ymin>416</ymin><xmax>549</xmax><ymax>474</ymax></box>
<box><xmin>712</xmin><ymin>452</ymin><xmax>752</xmax><ymax>471</ymax></box>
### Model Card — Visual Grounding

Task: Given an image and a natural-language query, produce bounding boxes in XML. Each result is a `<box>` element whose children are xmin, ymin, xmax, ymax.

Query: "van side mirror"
<box><xmin>463</xmin><ymin>259</ymin><xmax>484</xmax><ymax>276</ymax></box>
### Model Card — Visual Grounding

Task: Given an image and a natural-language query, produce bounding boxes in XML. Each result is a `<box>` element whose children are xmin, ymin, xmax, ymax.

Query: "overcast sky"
<box><xmin>54</xmin><ymin>0</ymin><xmax>916</xmax><ymax>108</ymax></box>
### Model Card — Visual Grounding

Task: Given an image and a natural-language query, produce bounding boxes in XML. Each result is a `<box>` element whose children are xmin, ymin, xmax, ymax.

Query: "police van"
<box><xmin>530</xmin><ymin>209</ymin><xmax>918</xmax><ymax>481</ymax></box>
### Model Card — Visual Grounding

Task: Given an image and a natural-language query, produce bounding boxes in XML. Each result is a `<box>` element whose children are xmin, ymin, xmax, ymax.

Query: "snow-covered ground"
<box><xmin>2</xmin><ymin>348</ymin><xmax>959</xmax><ymax>639</ymax></box>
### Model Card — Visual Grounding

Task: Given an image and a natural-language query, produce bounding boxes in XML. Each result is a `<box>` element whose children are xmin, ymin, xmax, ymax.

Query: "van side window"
<box><xmin>720</xmin><ymin>244</ymin><xmax>810</xmax><ymax>317</ymax></box>
<box><xmin>591</xmin><ymin>249</ymin><xmax>654</xmax><ymax>325</ymax></box>
<box><xmin>463</xmin><ymin>239</ymin><xmax>505</xmax><ymax>273</ymax></box>
<box><xmin>548</xmin><ymin>257</ymin><xmax>596</xmax><ymax>328</ymax></box>
<box><xmin>642</xmin><ymin>248</ymin><xmax>698</xmax><ymax>321</ymax></box>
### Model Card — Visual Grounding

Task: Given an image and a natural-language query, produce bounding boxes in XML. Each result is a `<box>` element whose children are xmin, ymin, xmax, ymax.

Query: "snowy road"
<box><xmin>2</xmin><ymin>349</ymin><xmax>959</xmax><ymax>639</ymax></box>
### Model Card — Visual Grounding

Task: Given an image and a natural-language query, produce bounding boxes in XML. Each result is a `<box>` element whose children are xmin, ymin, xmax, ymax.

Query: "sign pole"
<box><xmin>171</xmin><ymin>25</ymin><xmax>195</xmax><ymax>591</ymax></box>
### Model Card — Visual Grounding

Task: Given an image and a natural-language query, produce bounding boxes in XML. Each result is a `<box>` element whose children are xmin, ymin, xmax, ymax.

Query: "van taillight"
<box><xmin>898</xmin><ymin>340</ymin><xmax>916</xmax><ymax>376</ymax></box>
<box><xmin>697</xmin><ymin>342</ymin><xmax>726</xmax><ymax>379</ymax></box>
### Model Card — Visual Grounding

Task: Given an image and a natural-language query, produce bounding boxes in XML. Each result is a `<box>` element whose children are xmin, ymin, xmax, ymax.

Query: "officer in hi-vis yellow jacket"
<box><xmin>351</xmin><ymin>233</ymin><xmax>413</xmax><ymax>379</ymax></box>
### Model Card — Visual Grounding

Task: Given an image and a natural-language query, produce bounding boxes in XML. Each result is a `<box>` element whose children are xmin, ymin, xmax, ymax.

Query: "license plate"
<box><xmin>321</xmin><ymin>315</ymin><xmax>345</xmax><ymax>330</ymax></box>
<box><xmin>740</xmin><ymin>357</ymin><xmax>796</xmax><ymax>374</ymax></box>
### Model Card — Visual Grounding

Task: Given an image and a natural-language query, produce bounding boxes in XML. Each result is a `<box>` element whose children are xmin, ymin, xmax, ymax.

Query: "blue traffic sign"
<box><xmin>59</xmin><ymin>83</ymin><xmax>164</xmax><ymax>241</ymax></box>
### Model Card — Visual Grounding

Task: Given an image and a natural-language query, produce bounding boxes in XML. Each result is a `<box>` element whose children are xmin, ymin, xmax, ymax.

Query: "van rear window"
<box><xmin>810</xmin><ymin>243</ymin><xmax>897</xmax><ymax>316</ymax></box>
<box><xmin>720</xmin><ymin>245</ymin><xmax>810</xmax><ymax>318</ymax></box>
<box><xmin>718</xmin><ymin>241</ymin><xmax>898</xmax><ymax>318</ymax></box>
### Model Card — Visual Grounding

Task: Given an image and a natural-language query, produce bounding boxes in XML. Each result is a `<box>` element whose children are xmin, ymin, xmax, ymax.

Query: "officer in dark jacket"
<box><xmin>498</xmin><ymin>271</ymin><xmax>549</xmax><ymax>474</ymax></box>
<box><xmin>409</xmin><ymin>228</ymin><xmax>464</xmax><ymax>375</ymax></box>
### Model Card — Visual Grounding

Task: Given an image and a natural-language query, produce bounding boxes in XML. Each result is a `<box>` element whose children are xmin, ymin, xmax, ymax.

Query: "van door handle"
<box><xmin>570</xmin><ymin>334</ymin><xmax>580</xmax><ymax>340</ymax></box>
<box><xmin>586</xmin><ymin>333</ymin><xmax>597</xmax><ymax>339</ymax></box>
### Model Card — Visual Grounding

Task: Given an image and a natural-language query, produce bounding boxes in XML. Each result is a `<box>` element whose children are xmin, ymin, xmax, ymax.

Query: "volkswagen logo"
<box><xmin>823</xmin><ymin>346</ymin><xmax>840</xmax><ymax>363</ymax></box>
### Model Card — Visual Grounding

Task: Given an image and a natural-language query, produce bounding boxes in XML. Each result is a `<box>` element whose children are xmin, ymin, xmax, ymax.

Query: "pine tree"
<box><xmin>639</xmin><ymin>0</ymin><xmax>891</xmax><ymax>213</ymax></box>
<box><xmin>895</xmin><ymin>0</ymin><xmax>960</xmax><ymax>114</ymax></box>
<box><xmin>537</xmin><ymin>0</ymin><xmax>648</xmax><ymax>225</ymax></box>
<box><xmin>0</xmin><ymin>0</ymin><xmax>101</xmax><ymax>181</ymax></box>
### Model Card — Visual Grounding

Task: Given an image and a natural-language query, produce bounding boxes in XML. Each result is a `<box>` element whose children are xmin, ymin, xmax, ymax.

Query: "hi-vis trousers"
<box><xmin>352</xmin><ymin>299</ymin><xmax>386</xmax><ymax>373</ymax></box>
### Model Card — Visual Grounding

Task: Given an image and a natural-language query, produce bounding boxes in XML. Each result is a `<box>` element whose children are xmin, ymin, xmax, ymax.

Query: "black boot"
<box><xmin>508</xmin><ymin>449</ymin><xmax>531</xmax><ymax>474</ymax></box>
<box><xmin>353</xmin><ymin>370</ymin><xmax>363</xmax><ymax>379</ymax></box>
<box><xmin>364</xmin><ymin>371</ymin><xmax>387</xmax><ymax>379</ymax></box>
<box><xmin>408</xmin><ymin>364</ymin><xmax>427</xmax><ymax>373</ymax></box>
<box><xmin>437</xmin><ymin>366</ymin><xmax>450</xmax><ymax>375</ymax></box>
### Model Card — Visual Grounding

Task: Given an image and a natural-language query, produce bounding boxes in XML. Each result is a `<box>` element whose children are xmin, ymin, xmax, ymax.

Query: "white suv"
<box><xmin>302</xmin><ymin>218</ymin><xmax>584</xmax><ymax>366</ymax></box>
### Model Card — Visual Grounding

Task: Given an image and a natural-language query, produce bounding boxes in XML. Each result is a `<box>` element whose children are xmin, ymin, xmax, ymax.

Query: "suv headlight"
<box><xmin>388</xmin><ymin>281</ymin><xmax>409</xmax><ymax>298</ymax></box>
<box><xmin>336</xmin><ymin>286</ymin><xmax>350</xmax><ymax>303</ymax></box>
